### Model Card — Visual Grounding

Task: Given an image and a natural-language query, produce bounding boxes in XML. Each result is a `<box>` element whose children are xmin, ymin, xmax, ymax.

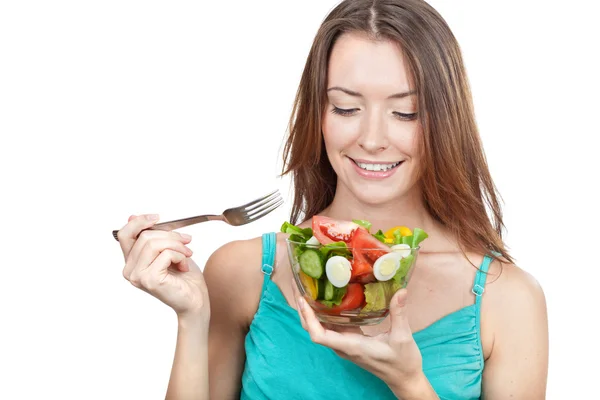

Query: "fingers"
<box><xmin>135</xmin><ymin>237</ymin><xmax>193</xmax><ymax>274</ymax></box>
<box><xmin>129</xmin><ymin>249</ymin><xmax>188</xmax><ymax>292</ymax></box>
<box><xmin>122</xmin><ymin>230</ymin><xmax>192</xmax><ymax>281</ymax></box>
<box><xmin>117</xmin><ymin>214</ymin><xmax>160</xmax><ymax>259</ymax></box>
<box><xmin>388</xmin><ymin>288</ymin><xmax>413</xmax><ymax>345</ymax></box>
<box><xmin>128</xmin><ymin>249</ymin><xmax>186</xmax><ymax>291</ymax></box>
<box><xmin>126</xmin><ymin>230</ymin><xmax>191</xmax><ymax>272</ymax></box>
<box><xmin>296</xmin><ymin>297</ymin><xmax>360</xmax><ymax>351</ymax></box>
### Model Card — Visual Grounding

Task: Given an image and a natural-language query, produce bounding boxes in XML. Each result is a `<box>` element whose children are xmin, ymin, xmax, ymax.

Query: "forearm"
<box><xmin>390</xmin><ymin>372</ymin><xmax>439</xmax><ymax>400</ymax></box>
<box><xmin>165</xmin><ymin>316</ymin><xmax>210</xmax><ymax>400</ymax></box>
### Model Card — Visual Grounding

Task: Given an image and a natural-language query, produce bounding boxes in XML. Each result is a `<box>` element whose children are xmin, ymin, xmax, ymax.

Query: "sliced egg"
<box><xmin>373</xmin><ymin>252</ymin><xmax>402</xmax><ymax>281</ymax></box>
<box><xmin>325</xmin><ymin>256</ymin><xmax>352</xmax><ymax>288</ymax></box>
<box><xmin>306</xmin><ymin>236</ymin><xmax>320</xmax><ymax>247</ymax></box>
<box><xmin>390</xmin><ymin>243</ymin><xmax>411</xmax><ymax>258</ymax></box>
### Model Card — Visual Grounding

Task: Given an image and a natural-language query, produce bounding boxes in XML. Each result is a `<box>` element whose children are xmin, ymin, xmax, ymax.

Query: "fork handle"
<box><xmin>112</xmin><ymin>214</ymin><xmax>224</xmax><ymax>241</ymax></box>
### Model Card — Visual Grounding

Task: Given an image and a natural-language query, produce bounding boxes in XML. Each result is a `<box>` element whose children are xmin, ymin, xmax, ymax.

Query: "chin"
<box><xmin>349</xmin><ymin>180</ymin><xmax>415</xmax><ymax>206</ymax></box>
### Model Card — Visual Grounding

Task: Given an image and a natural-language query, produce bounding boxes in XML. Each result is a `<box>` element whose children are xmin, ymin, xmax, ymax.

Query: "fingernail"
<box><xmin>181</xmin><ymin>233</ymin><xmax>192</xmax><ymax>240</ymax></box>
<box><xmin>146</xmin><ymin>214</ymin><xmax>159</xmax><ymax>221</ymax></box>
<box><xmin>297</xmin><ymin>297</ymin><xmax>305</xmax><ymax>311</ymax></box>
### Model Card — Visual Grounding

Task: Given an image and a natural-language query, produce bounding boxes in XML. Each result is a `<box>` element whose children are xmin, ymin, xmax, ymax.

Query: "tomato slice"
<box><xmin>350</xmin><ymin>251</ymin><xmax>373</xmax><ymax>280</ymax></box>
<box><xmin>312</xmin><ymin>216</ymin><xmax>360</xmax><ymax>244</ymax></box>
<box><xmin>351</xmin><ymin>228</ymin><xmax>391</xmax><ymax>263</ymax></box>
<box><xmin>354</xmin><ymin>272</ymin><xmax>376</xmax><ymax>284</ymax></box>
<box><xmin>321</xmin><ymin>283</ymin><xmax>365</xmax><ymax>314</ymax></box>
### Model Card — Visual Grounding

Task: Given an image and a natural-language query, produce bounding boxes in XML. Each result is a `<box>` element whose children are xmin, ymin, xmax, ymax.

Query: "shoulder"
<box><xmin>203</xmin><ymin>235</ymin><xmax>267</xmax><ymax>327</ymax></box>
<box><xmin>484</xmin><ymin>259</ymin><xmax>546</xmax><ymax>311</ymax></box>
<box><xmin>483</xmin><ymin>258</ymin><xmax>548</xmax><ymax>346</ymax></box>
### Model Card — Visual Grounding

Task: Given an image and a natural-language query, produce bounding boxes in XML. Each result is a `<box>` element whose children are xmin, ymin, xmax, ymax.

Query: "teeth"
<box><xmin>356</xmin><ymin>161</ymin><xmax>400</xmax><ymax>171</ymax></box>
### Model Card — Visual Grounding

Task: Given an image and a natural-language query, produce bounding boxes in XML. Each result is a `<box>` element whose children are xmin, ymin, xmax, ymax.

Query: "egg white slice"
<box><xmin>373</xmin><ymin>252</ymin><xmax>403</xmax><ymax>281</ymax></box>
<box><xmin>325</xmin><ymin>256</ymin><xmax>352</xmax><ymax>288</ymax></box>
<box><xmin>390</xmin><ymin>243</ymin><xmax>411</xmax><ymax>258</ymax></box>
<box><xmin>306</xmin><ymin>236</ymin><xmax>320</xmax><ymax>247</ymax></box>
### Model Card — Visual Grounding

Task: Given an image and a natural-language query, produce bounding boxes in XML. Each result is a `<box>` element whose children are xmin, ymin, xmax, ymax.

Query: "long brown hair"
<box><xmin>281</xmin><ymin>0</ymin><xmax>512</xmax><ymax>263</ymax></box>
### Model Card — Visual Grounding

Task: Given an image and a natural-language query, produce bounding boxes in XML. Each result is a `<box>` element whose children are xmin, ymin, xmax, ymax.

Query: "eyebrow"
<box><xmin>327</xmin><ymin>86</ymin><xmax>417</xmax><ymax>99</ymax></box>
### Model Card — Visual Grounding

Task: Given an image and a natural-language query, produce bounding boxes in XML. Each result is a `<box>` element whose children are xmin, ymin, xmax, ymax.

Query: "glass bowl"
<box><xmin>287</xmin><ymin>239</ymin><xmax>419</xmax><ymax>326</ymax></box>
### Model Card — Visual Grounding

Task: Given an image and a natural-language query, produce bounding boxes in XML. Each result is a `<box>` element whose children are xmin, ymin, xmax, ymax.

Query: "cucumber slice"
<box><xmin>316</xmin><ymin>278</ymin><xmax>326</xmax><ymax>300</ymax></box>
<box><xmin>298</xmin><ymin>249</ymin><xmax>324</xmax><ymax>279</ymax></box>
<box><xmin>324</xmin><ymin>279</ymin><xmax>335</xmax><ymax>301</ymax></box>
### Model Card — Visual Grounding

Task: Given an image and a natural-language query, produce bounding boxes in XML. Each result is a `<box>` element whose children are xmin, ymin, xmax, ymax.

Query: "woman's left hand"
<box><xmin>295</xmin><ymin>288</ymin><xmax>438</xmax><ymax>399</ymax></box>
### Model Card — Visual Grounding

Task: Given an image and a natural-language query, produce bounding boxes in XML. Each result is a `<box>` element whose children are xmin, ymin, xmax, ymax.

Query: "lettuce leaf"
<box><xmin>372</xmin><ymin>229</ymin><xmax>386</xmax><ymax>243</ymax></box>
<box><xmin>362</xmin><ymin>281</ymin><xmax>400</xmax><ymax>312</ymax></box>
<box><xmin>392</xmin><ymin>254</ymin><xmax>414</xmax><ymax>287</ymax></box>
<box><xmin>352</xmin><ymin>219</ymin><xmax>372</xmax><ymax>231</ymax></box>
<box><xmin>319</xmin><ymin>242</ymin><xmax>351</xmax><ymax>259</ymax></box>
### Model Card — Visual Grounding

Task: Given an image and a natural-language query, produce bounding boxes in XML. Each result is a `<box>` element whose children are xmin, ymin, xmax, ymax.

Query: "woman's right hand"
<box><xmin>118</xmin><ymin>214</ymin><xmax>210</xmax><ymax>323</ymax></box>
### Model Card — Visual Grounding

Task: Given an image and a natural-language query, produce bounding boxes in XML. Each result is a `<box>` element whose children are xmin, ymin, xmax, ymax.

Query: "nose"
<box><xmin>357</xmin><ymin>110</ymin><xmax>389</xmax><ymax>153</ymax></box>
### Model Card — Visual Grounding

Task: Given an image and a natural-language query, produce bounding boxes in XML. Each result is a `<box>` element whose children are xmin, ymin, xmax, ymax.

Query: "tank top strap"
<box><xmin>472</xmin><ymin>254</ymin><xmax>494</xmax><ymax>306</ymax></box>
<box><xmin>260</xmin><ymin>232</ymin><xmax>277</xmax><ymax>294</ymax></box>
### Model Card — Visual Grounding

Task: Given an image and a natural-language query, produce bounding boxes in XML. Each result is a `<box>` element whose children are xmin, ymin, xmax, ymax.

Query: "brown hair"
<box><xmin>281</xmin><ymin>0</ymin><xmax>513</xmax><ymax>263</ymax></box>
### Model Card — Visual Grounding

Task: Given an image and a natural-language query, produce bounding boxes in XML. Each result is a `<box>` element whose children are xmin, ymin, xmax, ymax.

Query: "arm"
<box><xmin>166</xmin><ymin>306</ymin><xmax>210</xmax><ymax>400</ymax></box>
<box><xmin>482</xmin><ymin>264</ymin><xmax>549</xmax><ymax>399</ymax></box>
<box><xmin>389</xmin><ymin>372</ymin><xmax>439</xmax><ymax>400</ymax></box>
<box><xmin>204</xmin><ymin>240</ymin><xmax>262</xmax><ymax>399</ymax></box>
<box><xmin>165</xmin><ymin>239</ymin><xmax>260</xmax><ymax>400</ymax></box>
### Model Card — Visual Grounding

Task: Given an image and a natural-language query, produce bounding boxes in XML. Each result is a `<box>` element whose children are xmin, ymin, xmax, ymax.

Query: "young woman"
<box><xmin>117</xmin><ymin>0</ymin><xmax>548</xmax><ymax>398</ymax></box>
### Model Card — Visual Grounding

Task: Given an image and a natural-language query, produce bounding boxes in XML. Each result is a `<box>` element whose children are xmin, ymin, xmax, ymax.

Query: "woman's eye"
<box><xmin>393</xmin><ymin>111</ymin><xmax>418</xmax><ymax>121</ymax></box>
<box><xmin>331</xmin><ymin>106</ymin><xmax>358</xmax><ymax>116</ymax></box>
<box><xmin>331</xmin><ymin>106</ymin><xmax>418</xmax><ymax>121</ymax></box>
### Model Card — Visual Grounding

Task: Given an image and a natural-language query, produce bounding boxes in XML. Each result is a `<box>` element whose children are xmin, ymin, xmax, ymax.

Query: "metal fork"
<box><xmin>112</xmin><ymin>189</ymin><xmax>283</xmax><ymax>241</ymax></box>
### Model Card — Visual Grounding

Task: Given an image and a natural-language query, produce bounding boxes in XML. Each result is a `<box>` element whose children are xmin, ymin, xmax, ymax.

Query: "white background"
<box><xmin>1</xmin><ymin>0</ymin><xmax>598</xmax><ymax>398</ymax></box>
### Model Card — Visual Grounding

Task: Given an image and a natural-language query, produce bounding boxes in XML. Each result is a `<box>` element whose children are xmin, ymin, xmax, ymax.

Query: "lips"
<box><xmin>353</xmin><ymin>160</ymin><xmax>401</xmax><ymax>172</ymax></box>
<box><xmin>348</xmin><ymin>157</ymin><xmax>404</xmax><ymax>179</ymax></box>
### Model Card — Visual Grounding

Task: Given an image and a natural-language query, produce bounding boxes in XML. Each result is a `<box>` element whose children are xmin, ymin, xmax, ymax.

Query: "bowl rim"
<box><xmin>285</xmin><ymin>237</ymin><xmax>422</xmax><ymax>251</ymax></box>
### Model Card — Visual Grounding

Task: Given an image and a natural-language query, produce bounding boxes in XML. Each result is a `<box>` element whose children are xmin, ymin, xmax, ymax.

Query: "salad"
<box><xmin>282</xmin><ymin>216</ymin><xmax>428</xmax><ymax>314</ymax></box>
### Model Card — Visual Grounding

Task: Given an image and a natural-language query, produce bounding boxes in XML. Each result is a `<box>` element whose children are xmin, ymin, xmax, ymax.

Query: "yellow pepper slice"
<box><xmin>299</xmin><ymin>270</ymin><xmax>318</xmax><ymax>300</ymax></box>
<box><xmin>384</xmin><ymin>226</ymin><xmax>413</xmax><ymax>240</ymax></box>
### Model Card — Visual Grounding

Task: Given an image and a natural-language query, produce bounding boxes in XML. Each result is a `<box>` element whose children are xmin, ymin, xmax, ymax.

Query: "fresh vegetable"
<box><xmin>350</xmin><ymin>250</ymin><xmax>373</xmax><ymax>280</ymax></box>
<box><xmin>325</xmin><ymin>256</ymin><xmax>352</xmax><ymax>288</ymax></box>
<box><xmin>351</xmin><ymin>228</ymin><xmax>391</xmax><ymax>263</ymax></box>
<box><xmin>316</xmin><ymin>278</ymin><xmax>326</xmax><ymax>300</ymax></box>
<box><xmin>384</xmin><ymin>226</ymin><xmax>412</xmax><ymax>244</ymax></box>
<box><xmin>288</xmin><ymin>233</ymin><xmax>307</xmax><ymax>244</ymax></box>
<box><xmin>372</xmin><ymin>229</ymin><xmax>386</xmax><ymax>243</ymax></box>
<box><xmin>281</xmin><ymin>222</ymin><xmax>313</xmax><ymax>241</ymax></box>
<box><xmin>283</xmin><ymin>217</ymin><xmax>428</xmax><ymax>314</ymax></box>
<box><xmin>355</xmin><ymin>273</ymin><xmax>377</xmax><ymax>284</ymax></box>
<box><xmin>352</xmin><ymin>219</ymin><xmax>372</xmax><ymax>231</ymax></box>
<box><xmin>362</xmin><ymin>280</ymin><xmax>401</xmax><ymax>313</ymax></box>
<box><xmin>312</xmin><ymin>216</ymin><xmax>360</xmax><ymax>244</ymax></box>
<box><xmin>320</xmin><ymin>285</ymin><xmax>347</xmax><ymax>308</ymax></box>
<box><xmin>384</xmin><ymin>225</ymin><xmax>412</xmax><ymax>239</ymax></box>
<box><xmin>411</xmin><ymin>228</ymin><xmax>429</xmax><ymax>248</ymax></box>
<box><xmin>392</xmin><ymin>254</ymin><xmax>415</xmax><ymax>287</ymax></box>
<box><xmin>321</xmin><ymin>283</ymin><xmax>364</xmax><ymax>313</ymax></box>
<box><xmin>298</xmin><ymin>249</ymin><xmax>324</xmax><ymax>279</ymax></box>
<box><xmin>320</xmin><ymin>241</ymin><xmax>352</xmax><ymax>259</ymax></box>
<box><xmin>299</xmin><ymin>271</ymin><xmax>318</xmax><ymax>300</ymax></box>
<box><xmin>372</xmin><ymin>252</ymin><xmax>402</xmax><ymax>282</ymax></box>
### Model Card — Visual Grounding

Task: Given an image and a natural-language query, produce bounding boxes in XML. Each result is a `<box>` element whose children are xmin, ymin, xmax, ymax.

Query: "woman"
<box><xmin>118</xmin><ymin>0</ymin><xmax>548</xmax><ymax>398</ymax></box>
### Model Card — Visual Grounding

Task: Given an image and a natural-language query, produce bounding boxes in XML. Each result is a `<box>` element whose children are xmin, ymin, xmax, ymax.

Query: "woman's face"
<box><xmin>322</xmin><ymin>32</ymin><xmax>421</xmax><ymax>206</ymax></box>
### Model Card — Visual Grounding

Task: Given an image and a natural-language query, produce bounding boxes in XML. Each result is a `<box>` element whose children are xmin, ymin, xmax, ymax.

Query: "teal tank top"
<box><xmin>240</xmin><ymin>232</ymin><xmax>492</xmax><ymax>400</ymax></box>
